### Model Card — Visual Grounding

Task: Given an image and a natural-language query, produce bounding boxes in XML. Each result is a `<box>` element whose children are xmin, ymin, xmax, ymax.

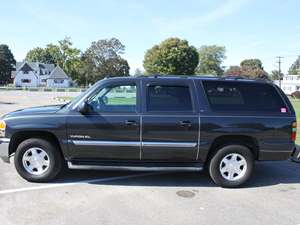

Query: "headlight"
<box><xmin>0</xmin><ymin>120</ymin><xmax>6</xmax><ymax>137</ymax></box>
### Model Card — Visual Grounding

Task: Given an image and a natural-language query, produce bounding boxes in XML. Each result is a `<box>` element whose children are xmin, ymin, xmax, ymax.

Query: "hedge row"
<box><xmin>0</xmin><ymin>87</ymin><xmax>86</xmax><ymax>92</ymax></box>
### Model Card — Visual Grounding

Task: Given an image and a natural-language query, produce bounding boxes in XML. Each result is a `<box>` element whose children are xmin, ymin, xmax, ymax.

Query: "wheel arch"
<box><xmin>206</xmin><ymin>135</ymin><xmax>259</xmax><ymax>162</ymax></box>
<box><xmin>9</xmin><ymin>130</ymin><xmax>65</xmax><ymax>158</ymax></box>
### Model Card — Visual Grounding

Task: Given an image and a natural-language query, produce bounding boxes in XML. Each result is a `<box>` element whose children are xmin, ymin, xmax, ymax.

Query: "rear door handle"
<box><xmin>179</xmin><ymin>121</ymin><xmax>192</xmax><ymax>127</ymax></box>
<box><xmin>125</xmin><ymin>120</ymin><xmax>137</xmax><ymax>126</ymax></box>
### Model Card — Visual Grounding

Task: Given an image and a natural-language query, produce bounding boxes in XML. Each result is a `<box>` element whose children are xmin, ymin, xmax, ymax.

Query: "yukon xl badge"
<box><xmin>69</xmin><ymin>135</ymin><xmax>91</xmax><ymax>139</ymax></box>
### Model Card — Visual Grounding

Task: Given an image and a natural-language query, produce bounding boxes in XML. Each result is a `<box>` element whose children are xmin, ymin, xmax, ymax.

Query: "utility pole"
<box><xmin>276</xmin><ymin>56</ymin><xmax>283</xmax><ymax>88</ymax></box>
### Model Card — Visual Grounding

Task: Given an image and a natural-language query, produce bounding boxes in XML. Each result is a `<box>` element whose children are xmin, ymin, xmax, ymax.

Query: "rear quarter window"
<box><xmin>202</xmin><ymin>81</ymin><xmax>287</xmax><ymax>113</ymax></box>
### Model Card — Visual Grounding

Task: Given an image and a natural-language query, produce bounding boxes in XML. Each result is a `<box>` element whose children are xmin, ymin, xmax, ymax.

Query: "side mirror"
<box><xmin>77</xmin><ymin>100</ymin><xmax>89</xmax><ymax>114</ymax></box>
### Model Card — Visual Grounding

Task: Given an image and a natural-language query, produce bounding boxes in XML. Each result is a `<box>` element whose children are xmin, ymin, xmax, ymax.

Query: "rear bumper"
<box><xmin>291</xmin><ymin>146</ymin><xmax>300</xmax><ymax>162</ymax></box>
<box><xmin>258</xmin><ymin>150</ymin><xmax>293</xmax><ymax>161</ymax></box>
<box><xmin>0</xmin><ymin>138</ymin><xmax>10</xmax><ymax>163</ymax></box>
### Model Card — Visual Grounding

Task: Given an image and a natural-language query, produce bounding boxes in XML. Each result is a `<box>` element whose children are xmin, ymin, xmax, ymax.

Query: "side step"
<box><xmin>67</xmin><ymin>161</ymin><xmax>203</xmax><ymax>172</ymax></box>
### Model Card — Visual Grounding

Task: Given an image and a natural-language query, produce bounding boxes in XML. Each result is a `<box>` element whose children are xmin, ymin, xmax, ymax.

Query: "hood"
<box><xmin>2</xmin><ymin>105</ymin><xmax>63</xmax><ymax>119</ymax></box>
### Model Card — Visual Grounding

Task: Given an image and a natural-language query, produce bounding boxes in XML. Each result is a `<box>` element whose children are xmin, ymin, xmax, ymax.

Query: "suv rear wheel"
<box><xmin>208</xmin><ymin>145</ymin><xmax>254</xmax><ymax>188</ymax></box>
<box><xmin>14</xmin><ymin>138</ymin><xmax>63</xmax><ymax>182</ymax></box>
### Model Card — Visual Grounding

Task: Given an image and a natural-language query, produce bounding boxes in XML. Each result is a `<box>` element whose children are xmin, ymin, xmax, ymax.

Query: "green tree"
<box><xmin>25</xmin><ymin>47</ymin><xmax>55</xmax><ymax>64</ymax></box>
<box><xmin>0</xmin><ymin>44</ymin><xmax>16</xmax><ymax>85</ymax></box>
<box><xmin>288</xmin><ymin>56</ymin><xmax>300</xmax><ymax>75</ymax></box>
<box><xmin>196</xmin><ymin>45</ymin><xmax>226</xmax><ymax>75</ymax></box>
<box><xmin>270</xmin><ymin>70</ymin><xmax>283</xmax><ymax>80</ymax></box>
<box><xmin>143</xmin><ymin>38</ymin><xmax>199</xmax><ymax>75</ymax></box>
<box><xmin>224</xmin><ymin>66</ymin><xmax>242</xmax><ymax>76</ymax></box>
<box><xmin>81</xmin><ymin>38</ymin><xmax>130</xmax><ymax>84</ymax></box>
<box><xmin>134</xmin><ymin>68</ymin><xmax>144</xmax><ymax>76</ymax></box>
<box><xmin>240</xmin><ymin>58</ymin><xmax>263</xmax><ymax>70</ymax></box>
<box><xmin>25</xmin><ymin>37</ymin><xmax>82</xmax><ymax>84</ymax></box>
<box><xmin>240</xmin><ymin>58</ymin><xmax>268</xmax><ymax>79</ymax></box>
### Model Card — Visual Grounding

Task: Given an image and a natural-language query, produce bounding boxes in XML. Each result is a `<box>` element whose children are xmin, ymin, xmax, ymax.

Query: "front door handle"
<box><xmin>125</xmin><ymin>120</ymin><xmax>137</xmax><ymax>126</ymax></box>
<box><xmin>179</xmin><ymin>120</ymin><xmax>192</xmax><ymax>127</ymax></box>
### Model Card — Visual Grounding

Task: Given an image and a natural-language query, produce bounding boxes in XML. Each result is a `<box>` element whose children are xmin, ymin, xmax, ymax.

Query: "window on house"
<box><xmin>21</xmin><ymin>79</ymin><xmax>31</xmax><ymax>83</ymax></box>
<box><xmin>42</xmin><ymin>79</ymin><xmax>47</xmax><ymax>82</ymax></box>
<box><xmin>54</xmin><ymin>79</ymin><xmax>64</xmax><ymax>84</ymax></box>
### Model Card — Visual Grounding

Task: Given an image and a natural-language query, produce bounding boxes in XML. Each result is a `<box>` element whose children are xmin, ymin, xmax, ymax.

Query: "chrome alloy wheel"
<box><xmin>22</xmin><ymin>148</ymin><xmax>50</xmax><ymax>175</ymax></box>
<box><xmin>219</xmin><ymin>153</ymin><xmax>247</xmax><ymax>181</ymax></box>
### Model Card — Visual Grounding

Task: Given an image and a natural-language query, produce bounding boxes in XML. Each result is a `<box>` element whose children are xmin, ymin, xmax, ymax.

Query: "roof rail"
<box><xmin>222</xmin><ymin>75</ymin><xmax>246</xmax><ymax>80</ymax></box>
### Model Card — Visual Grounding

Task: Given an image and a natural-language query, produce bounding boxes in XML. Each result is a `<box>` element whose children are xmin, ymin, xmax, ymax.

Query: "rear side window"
<box><xmin>147</xmin><ymin>85</ymin><xmax>193</xmax><ymax>111</ymax></box>
<box><xmin>202</xmin><ymin>81</ymin><xmax>286</xmax><ymax>112</ymax></box>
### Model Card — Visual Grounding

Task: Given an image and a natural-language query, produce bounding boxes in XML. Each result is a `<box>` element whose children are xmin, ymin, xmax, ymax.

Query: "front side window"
<box><xmin>88</xmin><ymin>84</ymin><xmax>136</xmax><ymax>113</ymax></box>
<box><xmin>203</xmin><ymin>81</ymin><xmax>286</xmax><ymax>112</ymax></box>
<box><xmin>147</xmin><ymin>85</ymin><xmax>193</xmax><ymax>112</ymax></box>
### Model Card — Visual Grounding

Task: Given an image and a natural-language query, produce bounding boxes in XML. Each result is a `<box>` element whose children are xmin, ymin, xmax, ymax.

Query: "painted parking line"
<box><xmin>0</xmin><ymin>172</ymin><xmax>164</xmax><ymax>195</ymax></box>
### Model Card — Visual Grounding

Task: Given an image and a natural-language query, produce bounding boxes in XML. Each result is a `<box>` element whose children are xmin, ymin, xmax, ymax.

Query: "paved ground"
<box><xmin>0</xmin><ymin>91</ymin><xmax>300</xmax><ymax>225</ymax></box>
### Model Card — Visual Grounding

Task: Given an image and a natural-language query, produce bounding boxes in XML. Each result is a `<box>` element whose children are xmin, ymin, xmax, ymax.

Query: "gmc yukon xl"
<box><xmin>0</xmin><ymin>76</ymin><xmax>298</xmax><ymax>187</ymax></box>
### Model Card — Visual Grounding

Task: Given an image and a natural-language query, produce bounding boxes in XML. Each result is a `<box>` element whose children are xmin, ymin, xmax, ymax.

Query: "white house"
<box><xmin>274</xmin><ymin>74</ymin><xmax>300</xmax><ymax>95</ymax></box>
<box><xmin>12</xmin><ymin>62</ymin><xmax>71</xmax><ymax>88</ymax></box>
<box><xmin>46</xmin><ymin>66</ymin><xmax>70</xmax><ymax>88</ymax></box>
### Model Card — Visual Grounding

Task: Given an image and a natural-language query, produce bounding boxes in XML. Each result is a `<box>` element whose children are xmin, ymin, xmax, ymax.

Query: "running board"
<box><xmin>67</xmin><ymin>161</ymin><xmax>203</xmax><ymax>172</ymax></box>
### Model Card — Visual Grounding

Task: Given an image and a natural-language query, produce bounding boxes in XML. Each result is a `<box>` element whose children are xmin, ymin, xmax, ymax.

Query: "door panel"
<box><xmin>67</xmin><ymin>81</ymin><xmax>141</xmax><ymax>161</ymax></box>
<box><xmin>67</xmin><ymin>114</ymin><xmax>140</xmax><ymax>160</ymax></box>
<box><xmin>142</xmin><ymin>116</ymin><xmax>199</xmax><ymax>161</ymax></box>
<box><xmin>140</xmin><ymin>79</ymin><xmax>200</xmax><ymax>161</ymax></box>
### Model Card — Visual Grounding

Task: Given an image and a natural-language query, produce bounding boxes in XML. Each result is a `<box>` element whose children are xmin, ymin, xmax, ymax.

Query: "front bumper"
<box><xmin>0</xmin><ymin>138</ymin><xmax>10</xmax><ymax>163</ymax></box>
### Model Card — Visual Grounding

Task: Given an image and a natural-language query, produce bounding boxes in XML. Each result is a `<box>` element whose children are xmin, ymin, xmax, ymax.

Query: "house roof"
<box><xmin>48</xmin><ymin>66</ymin><xmax>69</xmax><ymax>79</ymax></box>
<box><xmin>16</xmin><ymin>62</ymin><xmax>55</xmax><ymax>75</ymax></box>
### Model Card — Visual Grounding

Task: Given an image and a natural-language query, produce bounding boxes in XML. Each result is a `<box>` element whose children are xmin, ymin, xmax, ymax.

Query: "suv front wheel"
<box><xmin>14</xmin><ymin>138</ymin><xmax>63</xmax><ymax>182</ymax></box>
<box><xmin>208</xmin><ymin>145</ymin><xmax>254</xmax><ymax>188</ymax></box>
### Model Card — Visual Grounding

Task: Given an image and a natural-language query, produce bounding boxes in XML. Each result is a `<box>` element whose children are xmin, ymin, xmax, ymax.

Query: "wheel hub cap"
<box><xmin>219</xmin><ymin>153</ymin><xmax>247</xmax><ymax>181</ymax></box>
<box><xmin>22</xmin><ymin>148</ymin><xmax>50</xmax><ymax>175</ymax></box>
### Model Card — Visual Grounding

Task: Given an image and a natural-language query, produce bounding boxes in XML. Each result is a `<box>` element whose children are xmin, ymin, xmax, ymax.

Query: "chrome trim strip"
<box><xmin>68</xmin><ymin>162</ymin><xmax>203</xmax><ymax>172</ymax></box>
<box><xmin>71</xmin><ymin>140</ymin><xmax>197</xmax><ymax>148</ymax></box>
<box><xmin>260</xmin><ymin>150</ymin><xmax>293</xmax><ymax>153</ymax></box>
<box><xmin>72</xmin><ymin>140</ymin><xmax>140</xmax><ymax>147</ymax></box>
<box><xmin>142</xmin><ymin>142</ymin><xmax>197</xmax><ymax>148</ymax></box>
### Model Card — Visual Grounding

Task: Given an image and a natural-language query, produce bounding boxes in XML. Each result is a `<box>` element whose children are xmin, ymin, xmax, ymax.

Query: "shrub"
<box><xmin>291</xmin><ymin>91</ymin><xmax>300</xmax><ymax>99</ymax></box>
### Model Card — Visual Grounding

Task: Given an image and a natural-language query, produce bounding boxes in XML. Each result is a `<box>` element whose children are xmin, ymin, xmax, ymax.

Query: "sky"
<box><xmin>1</xmin><ymin>0</ymin><xmax>300</xmax><ymax>74</ymax></box>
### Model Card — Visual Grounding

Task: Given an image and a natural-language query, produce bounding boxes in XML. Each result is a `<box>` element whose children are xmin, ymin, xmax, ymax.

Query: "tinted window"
<box><xmin>147</xmin><ymin>85</ymin><xmax>193</xmax><ymax>111</ymax></box>
<box><xmin>89</xmin><ymin>84</ymin><xmax>136</xmax><ymax>113</ymax></box>
<box><xmin>202</xmin><ymin>81</ymin><xmax>286</xmax><ymax>112</ymax></box>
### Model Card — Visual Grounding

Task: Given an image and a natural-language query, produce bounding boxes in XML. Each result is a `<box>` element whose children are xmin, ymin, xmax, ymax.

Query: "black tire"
<box><xmin>14</xmin><ymin>138</ymin><xmax>63</xmax><ymax>182</ymax></box>
<box><xmin>208</xmin><ymin>145</ymin><xmax>254</xmax><ymax>188</ymax></box>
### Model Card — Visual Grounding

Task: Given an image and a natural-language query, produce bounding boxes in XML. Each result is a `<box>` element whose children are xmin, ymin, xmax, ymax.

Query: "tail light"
<box><xmin>291</xmin><ymin>121</ymin><xmax>297</xmax><ymax>142</ymax></box>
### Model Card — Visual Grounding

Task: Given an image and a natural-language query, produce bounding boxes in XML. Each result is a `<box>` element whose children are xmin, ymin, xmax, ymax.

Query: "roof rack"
<box><xmin>222</xmin><ymin>75</ymin><xmax>246</xmax><ymax>80</ymax></box>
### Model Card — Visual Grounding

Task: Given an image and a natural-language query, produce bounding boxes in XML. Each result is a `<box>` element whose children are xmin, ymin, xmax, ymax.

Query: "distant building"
<box><xmin>12</xmin><ymin>62</ymin><xmax>71</xmax><ymax>88</ymax></box>
<box><xmin>274</xmin><ymin>74</ymin><xmax>300</xmax><ymax>95</ymax></box>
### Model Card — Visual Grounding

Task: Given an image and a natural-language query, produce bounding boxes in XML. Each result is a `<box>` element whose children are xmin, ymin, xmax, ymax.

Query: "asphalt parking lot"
<box><xmin>0</xmin><ymin>91</ymin><xmax>300</xmax><ymax>225</ymax></box>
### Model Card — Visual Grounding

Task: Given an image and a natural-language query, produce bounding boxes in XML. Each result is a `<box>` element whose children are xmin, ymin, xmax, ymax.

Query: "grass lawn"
<box><xmin>108</xmin><ymin>97</ymin><xmax>136</xmax><ymax>105</ymax></box>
